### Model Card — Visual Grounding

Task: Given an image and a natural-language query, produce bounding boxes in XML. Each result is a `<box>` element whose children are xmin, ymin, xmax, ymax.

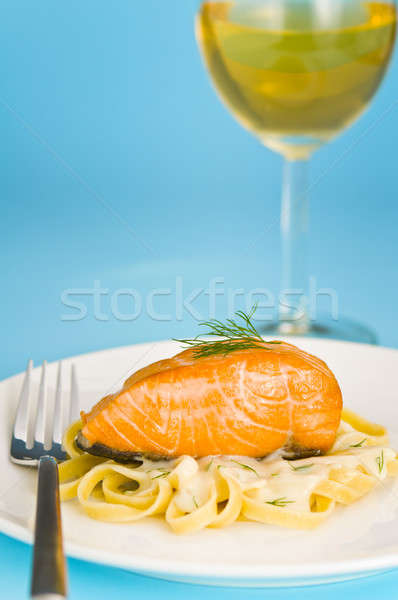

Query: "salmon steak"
<box><xmin>78</xmin><ymin>341</ymin><xmax>343</xmax><ymax>461</ymax></box>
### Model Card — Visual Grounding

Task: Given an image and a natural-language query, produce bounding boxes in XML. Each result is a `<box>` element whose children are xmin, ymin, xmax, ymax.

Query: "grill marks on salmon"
<box><xmin>79</xmin><ymin>341</ymin><xmax>342</xmax><ymax>460</ymax></box>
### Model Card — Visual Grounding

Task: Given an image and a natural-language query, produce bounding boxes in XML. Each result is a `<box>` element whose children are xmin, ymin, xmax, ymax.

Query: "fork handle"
<box><xmin>31</xmin><ymin>456</ymin><xmax>67</xmax><ymax>599</ymax></box>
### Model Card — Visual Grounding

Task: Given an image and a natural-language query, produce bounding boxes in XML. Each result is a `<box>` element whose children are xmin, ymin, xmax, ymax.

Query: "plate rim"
<box><xmin>2</xmin><ymin>516</ymin><xmax>398</xmax><ymax>581</ymax></box>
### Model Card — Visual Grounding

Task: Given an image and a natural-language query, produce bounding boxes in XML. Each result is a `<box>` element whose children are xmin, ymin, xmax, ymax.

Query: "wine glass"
<box><xmin>196</xmin><ymin>0</ymin><xmax>397</xmax><ymax>342</ymax></box>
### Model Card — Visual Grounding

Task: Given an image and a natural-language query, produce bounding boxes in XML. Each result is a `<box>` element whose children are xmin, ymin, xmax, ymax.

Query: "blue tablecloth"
<box><xmin>1</xmin><ymin>533</ymin><xmax>398</xmax><ymax>599</ymax></box>
<box><xmin>1</xmin><ymin>0</ymin><xmax>398</xmax><ymax>596</ymax></box>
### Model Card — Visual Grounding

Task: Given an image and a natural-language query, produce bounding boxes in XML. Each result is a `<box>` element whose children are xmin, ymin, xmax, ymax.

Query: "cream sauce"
<box><xmin>138</xmin><ymin>446</ymin><xmax>395</xmax><ymax>515</ymax></box>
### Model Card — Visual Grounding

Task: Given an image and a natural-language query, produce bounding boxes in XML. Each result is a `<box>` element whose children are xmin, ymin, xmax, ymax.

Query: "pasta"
<box><xmin>59</xmin><ymin>409</ymin><xmax>398</xmax><ymax>534</ymax></box>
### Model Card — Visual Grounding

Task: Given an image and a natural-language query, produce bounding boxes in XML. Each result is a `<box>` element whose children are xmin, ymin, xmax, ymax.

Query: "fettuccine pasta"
<box><xmin>59</xmin><ymin>409</ymin><xmax>398</xmax><ymax>534</ymax></box>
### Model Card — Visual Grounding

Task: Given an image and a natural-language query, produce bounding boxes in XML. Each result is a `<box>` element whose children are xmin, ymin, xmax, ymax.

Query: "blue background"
<box><xmin>1</xmin><ymin>0</ymin><xmax>398</xmax><ymax>597</ymax></box>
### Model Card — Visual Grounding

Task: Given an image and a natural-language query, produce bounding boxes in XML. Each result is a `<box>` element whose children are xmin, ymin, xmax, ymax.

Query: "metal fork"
<box><xmin>10</xmin><ymin>360</ymin><xmax>79</xmax><ymax>599</ymax></box>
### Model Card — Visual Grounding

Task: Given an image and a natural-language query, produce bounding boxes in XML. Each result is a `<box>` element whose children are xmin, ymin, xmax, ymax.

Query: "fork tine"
<box><xmin>69</xmin><ymin>364</ymin><xmax>80</xmax><ymax>424</ymax></box>
<box><xmin>13</xmin><ymin>359</ymin><xmax>33</xmax><ymax>443</ymax></box>
<box><xmin>52</xmin><ymin>362</ymin><xmax>64</xmax><ymax>446</ymax></box>
<box><xmin>32</xmin><ymin>361</ymin><xmax>48</xmax><ymax>450</ymax></box>
<box><xmin>11</xmin><ymin>359</ymin><xmax>75</xmax><ymax>463</ymax></box>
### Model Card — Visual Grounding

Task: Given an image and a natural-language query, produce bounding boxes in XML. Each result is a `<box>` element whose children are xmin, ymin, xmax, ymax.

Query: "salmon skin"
<box><xmin>78</xmin><ymin>341</ymin><xmax>342</xmax><ymax>461</ymax></box>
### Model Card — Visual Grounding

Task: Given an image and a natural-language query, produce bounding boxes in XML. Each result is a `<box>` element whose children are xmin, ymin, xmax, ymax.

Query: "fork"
<box><xmin>10</xmin><ymin>360</ymin><xmax>79</xmax><ymax>599</ymax></box>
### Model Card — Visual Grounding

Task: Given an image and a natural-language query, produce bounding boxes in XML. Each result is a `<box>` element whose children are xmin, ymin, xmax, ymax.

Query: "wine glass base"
<box><xmin>260</xmin><ymin>314</ymin><xmax>377</xmax><ymax>345</ymax></box>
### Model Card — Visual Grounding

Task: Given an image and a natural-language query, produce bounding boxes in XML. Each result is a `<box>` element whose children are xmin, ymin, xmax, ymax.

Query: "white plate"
<box><xmin>1</xmin><ymin>338</ymin><xmax>398</xmax><ymax>587</ymax></box>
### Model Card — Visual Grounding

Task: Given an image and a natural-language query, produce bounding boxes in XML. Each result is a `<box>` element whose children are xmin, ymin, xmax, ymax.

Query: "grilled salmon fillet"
<box><xmin>78</xmin><ymin>341</ymin><xmax>342</xmax><ymax>461</ymax></box>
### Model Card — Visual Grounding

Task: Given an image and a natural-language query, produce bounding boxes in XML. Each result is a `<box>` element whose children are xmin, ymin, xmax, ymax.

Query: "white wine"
<box><xmin>197</xmin><ymin>1</ymin><xmax>397</xmax><ymax>158</ymax></box>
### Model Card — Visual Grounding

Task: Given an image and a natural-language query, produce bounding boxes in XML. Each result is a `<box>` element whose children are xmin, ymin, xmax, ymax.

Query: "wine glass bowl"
<box><xmin>196</xmin><ymin>0</ymin><xmax>397</xmax><ymax>342</ymax></box>
<box><xmin>196</xmin><ymin>0</ymin><xmax>396</xmax><ymax>159</ymax></box>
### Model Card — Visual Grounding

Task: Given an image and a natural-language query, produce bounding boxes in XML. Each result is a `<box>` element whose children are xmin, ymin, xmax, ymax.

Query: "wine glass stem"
<box><xmin>279</xmin><ymin>157</ymin><xmax>309</xmax><ymax>333</ymax></box>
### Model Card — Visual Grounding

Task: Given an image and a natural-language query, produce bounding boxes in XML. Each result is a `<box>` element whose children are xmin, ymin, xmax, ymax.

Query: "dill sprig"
<box><xmin>193</xmin><ymin>496</ymin><xmax>199</xmax><ymax>509</ymax></box>
<box><xmin>175</xmin><ymin>304</ymin><xmax>281</xmax><ymax>359</ymax></box>
<box><xmin>151</xmin><ymin>471</ymin><xmax>170</xmax><ymax>479</ymax></box>
<box><xmin>289</xmin><ymin>463</ymin><xmax>314</xmax><ymax>472</ymax></box>
<box><xmin>376</xmin><ymin>450</ymin><xmax>385</xmax><ymax>474</ymax></box>
<box><xmin>350</xmin><ymin>438</ymin><xmax>367</xmax><ymax>448</ymax></box>
<box><xmin>266</xmin><ymin>497</ymin><xmax>294</xmax><ymax>507</ymax></box>
<box><xmin>230</xmin><ymin>459</ymin><xmax>260</xmax><ymax>478</ymax></box>
<box><xmin>205</xmin><ymin>458</ymin><xmax>214</xmax><ymax>472</ymax></box>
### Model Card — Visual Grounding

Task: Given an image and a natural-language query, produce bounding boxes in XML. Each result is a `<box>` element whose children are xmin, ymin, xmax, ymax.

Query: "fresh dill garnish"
<box><xmin>350</xmin><ymin>438</ymin><xmax>367</xmax><ymax>448</ymax></box>
<box><xmin>376</xmin><ymin>450</ymin><xmax>385</xmax><ymax>474</ymax></box>
<box><xmin>271</xmin><ymin>472</ymin><xmax>280</xmax><ymax>477</ymax></box>
<box><xmin>266</xmin><ymin>497</ymin><xmax>294</xmax><ymax>507</ymax></box>
<box><xmin>205</xmin><ymin>459</ymin><xmax>214</xmax><ymax>472</ymax></box>
<box><xmin>151</xmin><ymin>471</ymin><xmax>170</xmax><ymax>479</ymax></box>
<box><xmin>231</xmin><ymin>460</ymin><xmax>260</xmax><ymax>478</ymax></box>
<box><xmin>193</xmin><ymin>496</ymin><xmax>199</xmax><ymax>509</ymax></box>
<box><xmin>289</xmin><ymin>463</ymin><xmax>314</xmax><ymax>472</ymax></box>
<box><xmin>175</xmin><ymin>304</ymin><xmax>281</xmax><ymax>359</ymax></box>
